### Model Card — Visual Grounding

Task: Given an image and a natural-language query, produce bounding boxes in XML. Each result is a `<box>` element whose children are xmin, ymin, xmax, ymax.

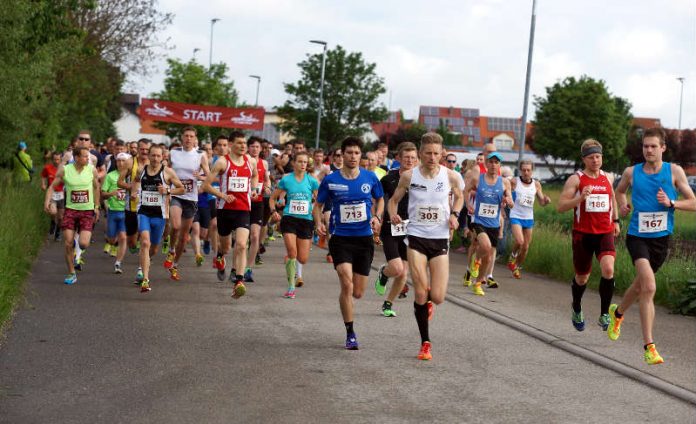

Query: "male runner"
<box><xmin>45</xmin><ymin>147</ymin><xmax>100</xmax><ymax>284</ymax></box>
<box><xmin>464</xmin><ymin>152</ymin><xmax>514</xmax><ymax>296</ymax></box>
<box><xmin>244</xmin><ymin>136</ymin><xmax>272</xmax><ymax>282</ymax></box>
<box><xmin>610</xmin><ymin>128</ymin><xmax>696</xmax><ymax>364</ymax></box>
<box><xmin>270</xmin><ymin>151</ymin><xmax>319</xmax><ymax>298</ymax></box>
<box><xmin>374</xmin><ymin>142</ymin><xmax>418</xmax><ymax>317</ymax></box>
<box><xmin>101</xmin><ymin>152</ymin><xmax>130</xmax><ymax>273</ymax></box>
<box><xmin>202</xmin><ymin>131</ymin><xmax>259</xmax><ymax>299</ymax></box>
<box><xmin>164</xmin><ymin>127</ymin><xmax>210</xmax><ymax>280</ymax></box>
<box><xmin>557</xmin><ymin>139</ymin><xmax>620</xmax><ymax>332</ymax></box>
<box><xmin>132</xmin><ymin>144</ymin><xmax>185</xmax><ymax>292</ymax></box>
<box><xmin>506</xmin><ymin>160</ymin><xmax>551</xmax><ymax>278</ymax></box>
<box><xmin>42</xmin><ymin>151</ymin><xmax>65</xmax><ymax>241</ymax></box>
<box><xmin>314</xmin><ymin>137</ymin><xmax>383</xmax><ymax>350</ymax></box>
<box><xmin>389</xmin><ymin>133</ymin><xmax>464</xmax><ymax>360</ymax></box>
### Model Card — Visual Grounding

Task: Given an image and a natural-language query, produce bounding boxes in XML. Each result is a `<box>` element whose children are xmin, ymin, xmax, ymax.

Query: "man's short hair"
<box><xmin>77</xmin><ymin>129</ymin><xmax>92</xmax><ymax>137</ymax></box>
<box><xmin>228</xmin><ymin>130</ymin><xmax>246</xmax><ymax>141</ymax></box>
<box><xmin>73</xmin><ymin>146</ymin><xmax>89</xmax><ymax>157</ymax></box>
<box><xmin>420</xmin><ymin>132</ymin><xmax>443</xmax><ymax>149</ymax></box>
<box><xmin>397</xmin><ymin>141</ymin><xmax>417</xmax><ymax>157</ymax></box>
<box><xmin>137</xmin><ymin>138</ymin><xmax>152</xmax><ymax>146</ymax></box>
<box><xmin>446</xmin><ymin>153</ymin><xmax>457</xmax><ymax>160</ymax></box>
<box><xmin>149</xmin><ymin>144</ymin><xmax>165</xmax><ymax>154</ymax></box>
<box><xmin>643</xmin><ymin>127</ymin><xmax>666</xmax><ymax>145</ymax></box>
<box><xmin>341</xmin><ymin>136</ymin><xmax>364</xmax><ymax>152</ymax></box>
<box><xmin>247</xmin><ymin>136</ymin><xmax>263</xmax><ymax>147</ymax></box>
<box><xmin>114</xmin><ymin>139</ymin><xmax>125</xmax><ymax>147</ymax></box>
<box><xmin>182</xmin><ymin>126</ymin><xmax>197</xmax><ymax>135</ymax></box>
<box><xmin>519</xmin><ymin>159</ymin><xmax>534</xmax><ymax>169</ymax></box>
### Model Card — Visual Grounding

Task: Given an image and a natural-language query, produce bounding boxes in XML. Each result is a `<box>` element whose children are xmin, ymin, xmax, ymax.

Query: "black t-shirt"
<box><xmin>380</xmin><ymin>169</ymin><xmax>409</xmax><ymax>236</ymax></box>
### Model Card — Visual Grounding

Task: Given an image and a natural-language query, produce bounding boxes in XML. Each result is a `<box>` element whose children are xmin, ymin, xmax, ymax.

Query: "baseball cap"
<box><xmin>18</xmin><ymin>141</ymin><xmax>27</xmax><ymax>150</ymax></box>
<box><xmin>116</xmin><ymin>152</ymin><xmax>132</xmax><ymax>161</ymax></box>
<box><xmin>487</xmin><ymin>152</ymin><xmax>503</xmax><ymax>162</ymax></box>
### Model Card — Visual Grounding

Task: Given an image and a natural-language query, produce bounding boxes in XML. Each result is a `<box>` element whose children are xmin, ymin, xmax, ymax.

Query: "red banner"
<box><xmin>139</xmin><ymin>98</ymin><xmax>265</xmax><ymax>130</ymax></box>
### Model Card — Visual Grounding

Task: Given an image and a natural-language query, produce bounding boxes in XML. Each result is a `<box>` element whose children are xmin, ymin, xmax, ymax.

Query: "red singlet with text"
<box><xmin>218</xmin><ymin>154</ymin><xmax>253</xmax><ymax>211</ymax></box>
<box><xmin>573</xmin><ymin>170</ymin><xmax>614</xmax><ymax>234</ymax></box>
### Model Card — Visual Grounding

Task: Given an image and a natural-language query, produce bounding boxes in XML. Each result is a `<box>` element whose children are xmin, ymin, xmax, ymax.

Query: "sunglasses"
<box><xmin>447</xmin><ymin>160</ymin><xmax>457</xmax><ymax>163</ymax></box>
<box><xmin>79</xmin><ymin>137</ymin><xmax>90</xmax><ymax>141</ymax></box>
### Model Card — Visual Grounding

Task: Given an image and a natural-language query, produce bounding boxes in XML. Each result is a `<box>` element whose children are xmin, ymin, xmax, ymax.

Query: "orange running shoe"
<box><xmin>417</xmin><ymin>341</ymin><xmax>432</xmax><ymax>360</ymax></box>
<box><xmin>168</xmin><ymin>267</ymin><xmax>180</xmax><ymax>281</ymax></box>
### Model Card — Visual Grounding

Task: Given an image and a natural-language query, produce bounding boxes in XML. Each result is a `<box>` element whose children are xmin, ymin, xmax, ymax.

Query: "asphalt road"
<box><xmin>1</xmin><ymin>231</ymin><xmax>695</xmax><ymax>423</ymax></box>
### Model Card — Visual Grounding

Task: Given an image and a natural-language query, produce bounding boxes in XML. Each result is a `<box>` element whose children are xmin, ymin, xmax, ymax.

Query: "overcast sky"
<box><xmin>134</xmin><ymin>0</ymin><xmax>696</xmax><ymax>129</ymax></box>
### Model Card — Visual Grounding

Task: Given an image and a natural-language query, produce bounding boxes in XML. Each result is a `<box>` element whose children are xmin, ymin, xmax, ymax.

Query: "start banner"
<box><xmin>139</xmin><ymin>98</ymin><xmax>265</xmax><ymax>130</ymax></box>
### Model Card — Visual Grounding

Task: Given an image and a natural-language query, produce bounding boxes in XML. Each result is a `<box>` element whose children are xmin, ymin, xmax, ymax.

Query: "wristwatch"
<box><xmin>451</xmin><ymin>211</ymin><xmax>460</xmax><ymax>218</ymax></box>
<box><xmin>669</xmin><ymin>199</ymin><xmax>675</xmax><ymax>209</ymax></box>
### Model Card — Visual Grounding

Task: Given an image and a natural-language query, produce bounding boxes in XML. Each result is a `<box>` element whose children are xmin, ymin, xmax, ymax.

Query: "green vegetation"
<box><xmin>0</xmin><ymin>172</ymin><xmax>48</xmax><ymax>332</ymax></box>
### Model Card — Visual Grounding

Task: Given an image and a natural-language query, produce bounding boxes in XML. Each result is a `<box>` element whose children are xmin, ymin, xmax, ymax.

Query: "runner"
<box><xmin>506</xmin><ymin>160</ymin><xmax>551</xmax><ymax>278</ymax></box>
<box><xmin>313</xmin><ymin>137</ymin><xmax>384</xmax><ymax>350</ymax></box>
<box><xmin>44</xmin><ymin>146</ymin><xmax>101</xmax><ymax>284</ymax></box>
<box><xmin>464</xmin><ymin>152</ymin><xmax>514</xmax><ymax>296</ymax></box>
<box><xmin>374</xmin><ymin>142</ymin><xmax>418</xmax><ymax>317</ymax></box>
<box><xmin>610</xmin><ymin>128</ymin><xmax>696</xmax><ymax>364</ymax></box>
<box><xmin>132</xmin><ymin>144</ymin><xmax>185</xmax><ymax>292</ymax></box>
<box><xmin>41</xmin><ymin>151</ymin><xmax>65</xmax><ymax>241</ymax></box>
<box><xmin>101</xmin><ymin>152</ymin><xmax>131</xmax><ymax>273</ymax></box>
<box><xmin>205</xmin><ymin>135</ymin><xmax>228</xmax><ymax>258</ymax></box>
<box><xmin>202</xmin><ymin>131</ymin><xmax>259</xmax><ymax>299</ymax></box>
<box><xmin>164</xmin><ymin>127</ymin><xmax>210</xmax><ymax>280</ymax></box>
<box><xmin>270</xmin><ymin>151</ymin><xmax>319</xmax><ymax>298</ymax></box>
<box><xmin>317</xmin><ymin>148</ymin><xmax>343</xmax><ymax>260</ymax></box>
<box><xmin>557</xmin><ymin>139</ymin><xmax>620</xmax><ymax>332</ymax></box>
<box><xmin>244</xmin><ymin>136</ymin><xmax>272</xmax><ymax>283</ymax></box>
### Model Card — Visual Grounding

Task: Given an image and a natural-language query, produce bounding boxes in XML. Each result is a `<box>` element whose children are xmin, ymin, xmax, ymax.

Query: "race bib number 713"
<box><xmin>339</xmin><ymin>203</ymin><xmax>367</xmax><ymax>223</ymax></box>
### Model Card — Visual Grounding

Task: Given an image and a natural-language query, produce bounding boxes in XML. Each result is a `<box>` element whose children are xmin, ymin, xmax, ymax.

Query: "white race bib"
<box><xmin>289</xmin><ymin>199</ymin><xmax>309</xmax><ymax>215</ymax></box>
<box><xmin>478</xmin><ymin>203</ymin><xmax>499</xmax><ymax>218</ymax></box>
<box><xmin>339</xmin><ymin>203</ymin><xmax>367</xmax><ymax>223</ymax></box>
<box><xmin>228</xmin><ymin>177</ymin><xmax>248</xmax><ymax>192</ymax></box>
<box><xmin>391</xmin><ymin>219</ymin><xmax>409</xmax><ymax>236</ymax></box>
<box><xmin>638</xmin><ymin>212</ymin><xmax>668</xmax><ymax>233</ymax></box>
<box><xmin>142</xmin><ymin>190</ymin><xmax>163</xmax><ymax>206</ymax></box>
<box><xmin>585</xmin><ymin>194</ymin><xmax>610</xmax><ymax>212</ymax></box>
<box><xmin>415</xmin><ymin>205</ymin><xmax>444</xmax><ymax>225</ymax></box>
<box><xmin>51</xmin><ymin>191</ymin><xmax>64</xmax><ymax>201</ymax></box>
<box><xmin>519</xmin><ymin>193</ymin><xmax>535</xmax><ymax>208</ymax></box>
<box><xmin>196</xmin><ymin>179</ymin><xmax>203</xmax><ymax>190</ymax></box>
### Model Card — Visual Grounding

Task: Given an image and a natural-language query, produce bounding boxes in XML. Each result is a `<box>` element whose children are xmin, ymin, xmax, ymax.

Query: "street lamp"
<box><xmin>249</xmin><ymin>75</ymin><xmax>261</xmax><ymax>107</ymax></box>
<box><xmin>310</xmin><ymin>39</ymin><xmax>328</xmax><ymax>150</ymax></box>
<box><xmin>517</xmin><ymin>0</ymin><xmax>537</xmax><ymax>170</ymax></box>
<box><xmin>193</xmin><ymin>48</ymin><xmax>200</xmax><ymax>61</ymax></box>
<box><xmin>677</xmin><ymin>77</ymin><xmax>685</xmax><ymax>130</ymax></box>
<box><xmin>209</xmin><ymin>18</ymin><xmax>220</xmax><ymax>69</ymax></box>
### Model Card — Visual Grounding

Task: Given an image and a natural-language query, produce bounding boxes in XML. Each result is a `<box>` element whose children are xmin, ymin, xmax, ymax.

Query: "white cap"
<box><xmin>271</xmin><ymin>149</ymin><xmax>281</xmax><ymax>157</ymax></box>
<box><xmin>116</xmin><ymin>152</ymin><xmax>132</xmax><ymax>161</ymax></box>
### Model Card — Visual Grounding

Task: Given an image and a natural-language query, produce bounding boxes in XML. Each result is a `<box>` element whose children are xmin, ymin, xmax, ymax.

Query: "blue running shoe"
<box><xmin>203</xmin><ymin>240</ymin><xmax>211</xmax><ymax>255</ymax></box>
<box><xmin>64</xmin><ymin>273</ymin><xmax>77</xmax><ymax>285</ymax></box>
<box><xmin>244</xmin><ymin>268</ymin><xmax>254</xmax><ymax>283</ymax></box>
<box><xmin>572</xmin><ymin>309</ymin><xmax>585</xmax><ymax>331</ymax></box>
<box><xmin>136</xmin><ymin>267</ymin><xmax>144</xmax><ymax>283</ymax></box>
<box><xmin>345</xmin><ymin>333</ymin><xmax>359</xmax><ymax>350</ymax></box>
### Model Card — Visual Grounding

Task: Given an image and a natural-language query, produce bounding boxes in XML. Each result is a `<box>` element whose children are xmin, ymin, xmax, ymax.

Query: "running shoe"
<box><xmin>572</xmin><ymin>309</ymin><xmax>585</xmax><ymax>331</ymax></box>
<box><xmin>140</xmin><ymin>279</ymin><xmax>151</xmax><ymax>293</ymax></box>
<box><xmin>169</xmin><ymin>267</ymin><xmax>180</xmax><ymax>281</ymax></box>
<box><xmin>399</xmin><ymin>284</ymin><xmax>409</xmax><ymax>299</ymax></box>
<box><xmin>607</xmin><ymin>304</ymin><xmax>623</xmax><ymax>341</ymax></box>
<box><xmin>103</xmin><ymin>243</ymin><xmax>111</xmax><ymax>254</ymax></box>
<box><xmin>213</xmin><ymin>257</ymin><xmax>226</xmax><ymax>281</ymax></box>
<box><xmin>326</xmin><ymin>254</ymin><xmax>333</xmax><ymax>263</ymax></box>
<box><xmin>255</xmin><ymin>254</ymin><xmax>263</xmax><ymax>266</ymax></box>
<box><xmin>644</xmin><ymin>343</ymin><xmax>664</xmax><ymax>365</ymax></box>
<box><xmin>135</xmin><ymin>267</ymin><xmax>144</xmax><ymax>283</ymax></box>
<box><xmin>244</xmin><ymin>268</ymin><xmax>254</xmax><ymax>283</ymax></box>
<box><xmin>507</xmin><ymin>256</ymin><xmax>516</xmax><ymax>271</ymax></box>
<box><xmin>471</xmin><ymin>282</ymin><xmax>485</xmax><ymax>296</ymax></box>
<box><xmin>486</xmin><ymin>276</ymin><xmax>498</xmax><ymax>289</ymax></box>
<box><xmin>55</xmin><ymin>231</ymin><xmax>61</xmax><ymax>242</ymax></box>
<box><xmin>259</xmin><ymin>244</ymin><xmax>266</xmax><ymax>254</ymax></box>
<box><xmin>267</xmin><ymin>235</ymin><xmax>276</xmax><ymax>242</ymax></box>
<box><xmin>73</xmin><ymin>256</ymin><xmax>84</xmax><ymax>272</ymax></box>
<box><xmin>110</xmin><ymin>244</ymin><xmax>118</xmax><ymax>257</ymax></box>
<box><xmin>114</xmin><ymin>263</ymin><xmax>123</xmax><ymax>274</ymax></box>
<box><xmin>597</xmin><ymin>313</ymin><xmax>610</xmax><ymax>331</ymax></box>
<box><xmin>345</xmin><ymin>333</ymin><xmax>359</xmax><ymax>350</ymax></box>
<box><xmin>64</xmin><ymin>273</ymin><xmax>77</xmax><ymax>285</ymax></box>
<box><xmin>463</xmin><ymin>270</ymin><xmax>472</xmax><ymax>287</ymax></box>
<box><xmin>295</xmin><ymin>276</ymin><xmax>304</xmax><ymax>287</ymax></box>
<box><xmin>162</xmin><ymin>236</ymin><xmax>170</xmax><ymax>255</ymax></box>
<box><xmin>195</xmin><ymin>254</ymin><xmax>204</xmax><ymax>267</ymax></box>
<box><xmin>283</xmin><ymin>289</ymin><xmax>296</xmax><ymax>299</ymax></box>
<box><xmin>382</xmin><ymin>301</ymin><xmax>396</xmax><ymax>317</ymax></box>
<box><xmin>202</xmin><ymin>240</ymin><xmax>211</xmax><ymax>255</ymax></box>
<box><xmin>374</xmin><ymin>264</ymin><xmax>388</xmax><ymax>296</ymax></box>
<box><xmin>312</xmin><ymin>234</ymin><xmax>319</xmax><ymax>245</ymax></box>
<box><xmin>470</xmin><ymin>258</ymin><xmax>481</xmax><ymax>279</ymax></box>
<box><xmin>417</xmin><ymin>341</ymin><xmax>432</xmax><ymax>360</ymax></box>
<box><xmin>163</xmin><ymin>252</ymin><xmax>175</xmax><ymax>269</ymax></box>
<box><xmin>128</xmin><ymin>246</ymin><xmax>139</xmax><ymax>254</ymax></box>
<box><xmin>512</xmin><ymin>267</ymin><xmax>521</xmax><ymax>279</ymax></box>
<box><xmin>232</xmin><ymin>281</ymin><xmax>247</xmax><ymax>299</ymax></box>
<box><xmin>427</xmin><ymin>301</ymin><xmax>434</xmax><ymax>321</ymax></box>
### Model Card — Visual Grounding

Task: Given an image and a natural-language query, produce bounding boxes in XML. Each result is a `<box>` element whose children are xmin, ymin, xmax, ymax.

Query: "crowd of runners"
<box><xmin>40</xmin><ymin>127</ymin><xmax>695</xmax><ymax>364</ymax></box>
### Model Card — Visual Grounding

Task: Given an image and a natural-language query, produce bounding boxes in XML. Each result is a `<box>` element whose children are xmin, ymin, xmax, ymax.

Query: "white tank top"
<box><xmin>407</xmin><ymin>166</ymin><xmax>451</xmax><ymax>239</ymax></box>
<box><xmin>170</xmin><ymin>148</ymin><xmax>203</xmax><ymax>201</ymax></box>
<box><xmin>509</xmin><ymin>176</ymin><xmax>536</xmax><ymax>220</ymax></box>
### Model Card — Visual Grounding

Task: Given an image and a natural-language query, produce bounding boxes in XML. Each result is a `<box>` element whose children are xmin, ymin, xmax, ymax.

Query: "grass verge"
<box><xmin>0</xmin><ymin>170</ymin><xmax>48</xmax><ymax>334</ymax></box>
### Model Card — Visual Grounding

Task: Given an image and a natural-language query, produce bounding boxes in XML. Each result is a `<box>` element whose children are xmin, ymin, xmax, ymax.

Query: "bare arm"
<box><xmin>201</xmin><ymin>157</ymin><xmax>232</xmax><ymax>202</ymax></box>
<box><xmin>92</xmin><ymin>167</ymin><xmax>101</xmax><ymax>208</ymax></box>
<box><xmin>615</xmin><ymin>167</ymin><xmax>633</xmax><ymax>217</ymax></box>
<box><xmin>464</xmin><ymin>169</ymin><xmax>478</xmax><ymax>214</ymax></box>
<box><xmin>388</xmin><ymin>170</ymin><xmax>411</xmax><ymax>225</ymax></box>
<box><xmin>165</xmin><ymin>168</ymin><xmax>186</xmax><ymax>195</ymax></box>
<box><xmin>535</xmin><ymin>180</ymin><xmax>551</xmax><ymax>206</ymax></box>
<box><xmin>502</xmin><ymin>178</ymin><xmax>514</xmax><ymax>208</ymax></box>
<box><xmin>665</xmin><ymin>164</ymin><xmax>696</xmax><ymax>212</ymax></box>
<box><xmin>117</xmin><ymin>159</ymin><xmax>133</xmax><ymax>190</ymax></box>
<box><xmin>448</xmin><ymin>170</ymin><xmax>463</xmax><ymax>230</ymax></box>
<box><xmin>556</xmin><ymin>174</ymin><xmax>583</xmax><ymax>212</ymax></box>
<box><xmin>44</xmin><ymin>168</ymin><xmax>65</xmax><ymax>212</ymax></box>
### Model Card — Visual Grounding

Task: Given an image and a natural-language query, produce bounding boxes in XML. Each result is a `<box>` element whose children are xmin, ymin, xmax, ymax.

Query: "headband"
<box><xmin>581</xmin><ymin>146</ymin><xmax>602</xmax><ymax>157</ymax></box>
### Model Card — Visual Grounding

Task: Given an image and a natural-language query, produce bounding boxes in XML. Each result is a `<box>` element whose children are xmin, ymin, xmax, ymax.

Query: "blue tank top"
<box><xmin>473</xmin><ymin>174</ymin><xmax>504</xmax><ymax>228</ymax></box>
<box><xmin>628</xmin><ymin>163</ymin><xmax>676</xmax><ymax>238</ymax></box>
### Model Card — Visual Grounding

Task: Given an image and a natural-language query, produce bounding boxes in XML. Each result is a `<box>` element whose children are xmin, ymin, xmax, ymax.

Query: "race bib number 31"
<box><xmin>391</xmin><ymin>219</ymin><xmax>409</xmax><ymax>236</ymax></box>
<box><xmin>585</xmin><ymin>194</ymin><xmax>609</xmax><ymax>212</ymax></box>
<box><xmin>289</xmin><ymin>199</ymin><xmax>309</xmax><ymax>215</ymax></box>
<box><xmin>339</xmin><ymin>203</ymin><xmax>367</xmax><ymax>223</ymax></box>
<box><xmin>638</xmin><ymin>212</ymin><xmax>668</xmax><ymax>233</ymax></box>
<box><xmin>228</xmin><ymin>177</ymin><xmax>248</xmax><ymax>192</ymax></box>
<box><xmin>71</xmin><ymin>190</ymin><xmax>89</xmax><ymax>204</ymax></box>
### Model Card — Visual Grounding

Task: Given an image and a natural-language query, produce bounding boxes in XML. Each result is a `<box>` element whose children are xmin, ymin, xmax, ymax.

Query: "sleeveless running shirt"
<box><xmin>64</xmin><ymin>163</ymin><xmax>95</xmax><ymax>211</ymax></box>
<box><xmin>252</xmin><ymin>157</ymin><xmax>266</xmax><ymax>203</ymax></box>
<box><xmin>628</xmin><ymin>163</ymin><xmax>676</xmax><ymax>238</ymax></box>
<box><xmin>218</xmin><ymin>154</ymin><xmax>253</xmax><ymax>211</ymax></box>
<box><xmin>127</xmin><ymin>157</ymin><xmax>140</xmax><ymax>212</ymax></box>
<box><xmin>137</xmin><ymin>165</ymin><xmax>166</xmax><ymax>218</ymax></box>
<box><xmin>473</xmin><ymin>174</ymin><xmax>504</xmax><ymax>228</ymax></box>
<box><xmin>407</xmin><ymin>166</ymin><xmax>451</xmax><ymax>239</ymax></box>
<box><xmin>170</xmin><ymin>147</ymin><xmax>203</xmax><ymax>202</ymax></box>
<box><xmin>509</xmin><ymin>177</ymin><xmax>536</xmax><ymax>220</ymax></box>
<box><xmin>573</xmin><ymin>170</ymin><xmax>614</xmax><ymax>234</ymax></box>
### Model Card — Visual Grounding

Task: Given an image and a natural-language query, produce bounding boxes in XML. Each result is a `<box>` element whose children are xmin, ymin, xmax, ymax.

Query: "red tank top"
<box><xmin>252</xmin><ymin>157</ymin><xmax>265</xmax><ymax>203</ymax></box>
<box><xmin>218</xmin><ymin>154</ymin><xmax>253</xmax><ymax>211</ymax></box>
<box><xmin>573</xmin><ymin>170</ymin><xmax>614</xmax><ymax>234</ymax></box>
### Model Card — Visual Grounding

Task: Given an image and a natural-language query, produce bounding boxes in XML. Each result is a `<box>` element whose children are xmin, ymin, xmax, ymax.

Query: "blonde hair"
<box><xmin>420</xmin><ymin>132</ymin><xmax>443</xmax><ymax>149</ymax></box>
<box><xmin>397</xmin><ymin>141</ymin><xmax>417</xmax><ymax>157</ymax></box>
<box><xmin>580</xmin><ymin>138</ymin><xmax>602</xmax><ymax>153</ymax></box>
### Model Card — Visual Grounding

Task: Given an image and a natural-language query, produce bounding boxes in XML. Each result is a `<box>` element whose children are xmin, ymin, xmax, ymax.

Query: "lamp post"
<box><xmin>193</xmin><ymin>48</ymin><xmax>200</xmax><ymax>61</ymax></box>
<box><xmin>310</xmin><ymin>40</ymin><xmax>328</xmax><ymax>150</ymax></box>
<box><xmin>209</xmin><ymin>18</ymin><xmax>220</xmax><ymax>69</ymax></box>
<box><xmin>249</xmin><ymin>75</ymin><xmax>261</xmax><ymax>107</ymax></box>
<box><xmin>677</xmin><ymin>77</ymin><xmax>685</xmax><ymax>130</ymax></box>
<box><xmin>517</xmin><ymin>0</ymin><xmax>537</xmax><ymax>170</ymax></box>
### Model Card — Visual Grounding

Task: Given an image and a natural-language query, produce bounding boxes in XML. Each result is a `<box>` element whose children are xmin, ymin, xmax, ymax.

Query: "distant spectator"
<box><xmin>13</xmin><ymin>141</ymin><xmax>33</xmax><ymax>183</ymax></box>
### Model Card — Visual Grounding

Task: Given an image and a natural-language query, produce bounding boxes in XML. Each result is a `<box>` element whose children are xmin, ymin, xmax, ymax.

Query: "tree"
<box><xmin>436</xmin><ymin>120</ymin><xmax>463</xmax><ymax>147</ymax></box>
<box><xmin>379</xmin><ymin>122</ymin><xmax>428</xmax><ymax>150</ymax></box>
<box><xmin>278</xmin><ymin>45</ymin><xmax>388</xmax><ymax>147</ymax></box>
<box><xmin>151</xmin><ymin>59</ymin><xmax>239</xmax><ymax>139</ymax></box>
<box><xmin>532</xmin><ymin>76</ymin><xmax>633</xmax><ymax>172</ymax></box>
<box><xmin>678</xmin><ymin>129</ymin><xmax>696</xmax><ymax>165</ymax></box>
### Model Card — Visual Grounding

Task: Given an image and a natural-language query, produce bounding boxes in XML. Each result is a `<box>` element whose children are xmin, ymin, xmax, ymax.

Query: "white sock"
<box><xmin>296</xmin><ymin>262</ymin><xmax>303</xmax><ymax>277</ymax></box>
<box><xmin>74</xmin><ymin>240</ymin><xmax>83</xmax><ymax>260</ymax></box>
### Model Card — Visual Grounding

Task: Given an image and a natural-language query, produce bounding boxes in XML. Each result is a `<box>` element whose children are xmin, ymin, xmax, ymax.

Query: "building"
<box><xmin>114</xmin><ymin>94</ymin><xmax>170</xmax><ymax>144</ymax></box>
<box><xmin>248</xmin><ymin>109</ymin><xmax>291</xmax><ymax>145</ymax></box>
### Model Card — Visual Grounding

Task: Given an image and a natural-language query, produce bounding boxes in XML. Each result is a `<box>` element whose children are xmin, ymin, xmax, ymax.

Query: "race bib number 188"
<box><xmin>141</xmin><ymin>190</ymin><xmax>162</xmax><ymax>206</ymax></box>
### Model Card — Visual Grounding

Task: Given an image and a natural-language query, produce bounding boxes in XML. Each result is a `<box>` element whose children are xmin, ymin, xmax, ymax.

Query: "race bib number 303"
<box><xmin>415</xmin><ymin>205</ymin><xmax>443</xmax><ymax>225</ymax></box>
<box><xmin>638</xmin><ymin>212</ymin><xmax>668</xmax><ymax>233</ymax></box>
<box><xmin>339</xmin><ymin>203</ymin><xmax>367</xmax><ymax>223</ymax></box>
